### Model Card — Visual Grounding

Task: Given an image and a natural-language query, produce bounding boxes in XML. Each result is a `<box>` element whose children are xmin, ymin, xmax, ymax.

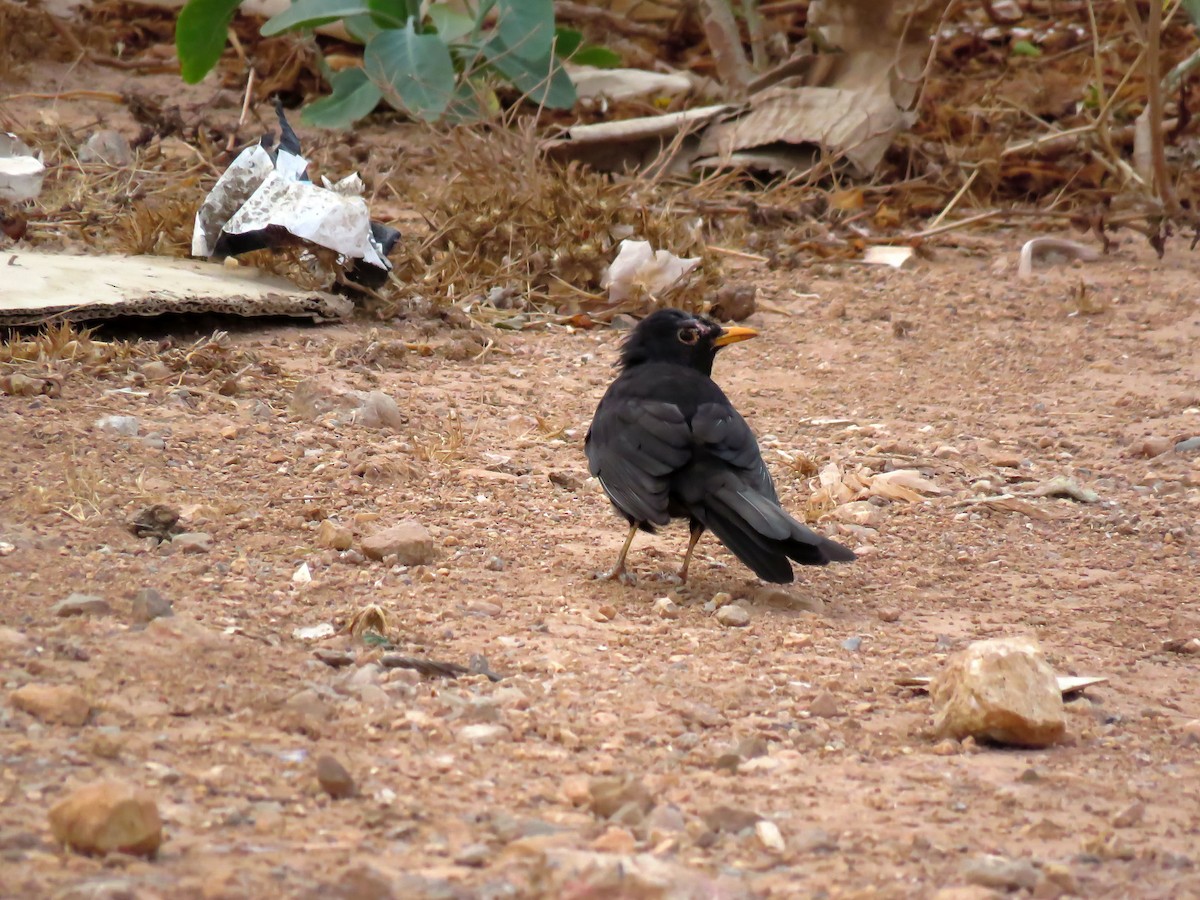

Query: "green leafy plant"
<box><xmin>175</xmin><ymin>0</ymin><xmax>620</xmax><ymax>128</ymax></box>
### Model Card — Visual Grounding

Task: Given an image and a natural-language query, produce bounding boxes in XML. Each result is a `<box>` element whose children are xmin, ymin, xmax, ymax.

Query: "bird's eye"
<box><xmin>678</xmin><ymin>327</ymin><xmax>699</xmax><ymax>345</ymax></box>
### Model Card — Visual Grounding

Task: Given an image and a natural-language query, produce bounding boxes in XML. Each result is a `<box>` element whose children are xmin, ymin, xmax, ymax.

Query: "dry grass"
<box><xmin>386</xmin><ymin>120</ymin><xmax>723</xmax><ymax>319</ymax></box>
<box><xmin>0</xmin><ymin>322</ymin><xmax>275</xmax><ymax>390</ymax></box>
<box><xmin>0</xmin><ymin>0</ymin><xmax>70</xmax><ymax>84</ymax></box>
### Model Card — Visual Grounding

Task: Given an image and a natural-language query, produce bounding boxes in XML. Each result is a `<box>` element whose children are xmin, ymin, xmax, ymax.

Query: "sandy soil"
<box><xmin>2</xmin><ymin>237</ymin><xmax>1199</xmax><ymax>899</ymax></box>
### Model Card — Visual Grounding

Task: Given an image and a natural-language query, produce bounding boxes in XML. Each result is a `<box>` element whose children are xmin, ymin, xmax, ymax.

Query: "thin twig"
<box><xmin>928</xmin><ymin>167</ymin><xmax>979</xmax><ymax>229</ymax></box>
<box><xmin>708</xmin><ymin>245</ymin><xmax>769</xmax><ymax>262</ymax></box>
<box><xmin>1144</xmin><ymin>0</ymin><xmax>1176</xmax><ymax>212</ymax></box>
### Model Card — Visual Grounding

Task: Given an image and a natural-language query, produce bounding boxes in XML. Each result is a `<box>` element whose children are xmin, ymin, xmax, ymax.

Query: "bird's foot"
<box><xmin>645</xmin><ymin>571</ymin><xmax>684</xmax><ymax>586</ymax></box>
<box><xmin>593</xmin><ymin>567</ymin><xmax>637</xmax><ymax>586</ymax></box>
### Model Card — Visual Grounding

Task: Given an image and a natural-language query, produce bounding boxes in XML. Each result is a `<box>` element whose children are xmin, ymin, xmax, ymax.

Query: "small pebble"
<box><xmin>1112</xmin><ymin>801</ymin><xmax>1145</xmax><ymax>828</ymax></box>
<box><xmin>808</xmin><ymin>691</ymin><xmax>840</xmax><ymax>718</ymax></box>
<box><xmin>130</xmin><ymin>589</ymin><xmax>172</xmax><ymax>624</ymax></box>
<box><xmin>652</xmin><ymin>597</ymin><xmax>680</xmax><ymax>619</ymax></box>
<box><xmin>171</xmin><ymin>533</ymin><xmax>213</xmax><ymax>554</ymax></box>
<box><xmin>316</xmin><ymin>755</ymin><xmax>356</xmax><ymax>799</ymax></box>
<box><xmin>715</xmin><ymin>605</ymin><xmax>750</xmax><ymax>628</ymax></box>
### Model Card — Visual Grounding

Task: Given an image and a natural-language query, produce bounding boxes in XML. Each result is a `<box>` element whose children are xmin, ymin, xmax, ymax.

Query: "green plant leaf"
<box><xmin>261</xmin><ymin>0</ymin><xmax>372</xmax><ymax>36</ymax></box>
<box><xmin>484</xmin><ymin>36</ymin><xmax>576</xmax><ymax>109</ymax></box>
<box><xmin>344</xmin><ymin>12</ymin><xmax>382</xmax><ymax>43</ymax></box>
<box><xmin>570</xmin><ymin>45</ymin><xmax>622</xmax><ymax>68</ymax></box>
<box><xmin>366</xmin><ymin>0</ymin><xmax>416</xmax><ymax>30</ymax></box>
<box><xmin>1183</xmin><ymin>0</ymin><xmax>1200</xmax><ymax>26</ymax></box>
<box><xmin>176</xmin><ymin>0</ymin><xmax>241</xmax><ymax>83</ymax></box>
<box><xmin>553</xmin><ymin>27</ymin><xmax>583</xmax><ymax>59</ymax></box>
<box><xmin>1010</xmin><ymin>39</ymin><xmax>1042</xmax><ymax>58</ymax></box>
<box><xmin>365</xmin><ymin>21</ymin><xmax>457</xmax><ymax>120</ymax></box>
<box><xmin>492</xmin><ymin>0</ymin><xmax>554</xmax><ymax>62</ymax></box>
<box><xmin>430</xmin><ymin>2</ymin><xmax>475</xmax><ymax>42</ymax></box>
<box><xmin>301</xmin><ymin>67</ymin><xmax>383</xmax><ymax>128</ymax></box>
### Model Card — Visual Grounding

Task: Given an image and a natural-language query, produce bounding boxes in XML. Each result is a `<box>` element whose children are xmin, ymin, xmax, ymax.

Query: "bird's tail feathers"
<box><xmin>700</xmin><ymin>485</ymin><xmax>856</xmax><ymax>582</ymax></box>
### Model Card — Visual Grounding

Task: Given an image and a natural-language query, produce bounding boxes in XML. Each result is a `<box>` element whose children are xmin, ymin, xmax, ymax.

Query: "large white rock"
<box><xmin>930</xmin><ymin>637</ymin><xmax>1066</xmax><ymax>748</ymax></box>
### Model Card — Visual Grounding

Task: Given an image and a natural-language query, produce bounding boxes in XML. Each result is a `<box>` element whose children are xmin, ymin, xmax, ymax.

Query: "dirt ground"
<box><xmin>1</xmin><ymin>235</ymin><xmax>1199</xmax><ymax>899</ymax></box>
<box><xmin>3</xmin><ymin>58</ymin><xmax>1200</xmax><ymax>900</ymax></box>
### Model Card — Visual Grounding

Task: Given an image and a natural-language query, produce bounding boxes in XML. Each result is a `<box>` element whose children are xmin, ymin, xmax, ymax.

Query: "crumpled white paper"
<box><xmin>0</xmin><ymin>133</ymin><xmax>45</xmax><ymax>202</ymax></box>
<box><xmin>192</xmin><ymin>143</ymin><xmax>390</xmax><ymax>272</ymax></box>
<box><xmin>601</xmin><ymin>239</ymin><xmax>701</xmax><ymax>303</ymax></box>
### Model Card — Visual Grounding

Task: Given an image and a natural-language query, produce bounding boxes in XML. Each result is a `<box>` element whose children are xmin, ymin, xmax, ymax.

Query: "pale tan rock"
<box><xmin>11</xmin><ymin>683</ymin><xmax>91</xmax><ymax>726</ymax></box>
<box><xmin>591</xmin><ymin>826</ymin><xmax>636</xmax><ymax>853</ymax></box>
<box><xmin>930</xmin><ymin>637</ymin><xmax>1066</xmax><ymax>748</ymax></box>
<box><xmin>361</xmin><ymin>520</ymin><xmax>434</xmax><ymax>564</ymax></box>
<box><xmin>317</xmin><ymin>519</ymin><xmax>353</xmax><ymax>551</ymax></box>
<box><xmin>48</xmin><ymin>780</ymin><xmax>162</xmax><ymax>857</ymax></box>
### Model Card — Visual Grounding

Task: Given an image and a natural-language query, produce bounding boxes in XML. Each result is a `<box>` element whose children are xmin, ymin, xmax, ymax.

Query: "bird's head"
<box><xmin>618</xmin><ymin>308</ymin><xmax>758</xmax><ymax>376</ymax></box>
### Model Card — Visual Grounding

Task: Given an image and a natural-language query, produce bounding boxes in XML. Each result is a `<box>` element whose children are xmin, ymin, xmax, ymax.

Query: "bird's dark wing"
<box><xmin>690</xmin><ymin>401</ymin><xmax>778</xmax><ymax>501</ymax></box>
<box><xmin>585</xmin><ymin>396</ymin><xmax>692</xmax><ymax>527</ymax></box>
<box><xmin>681</xmin><ymin>401</ymin><xmax>856</xmax><ymax>582</ymax></box>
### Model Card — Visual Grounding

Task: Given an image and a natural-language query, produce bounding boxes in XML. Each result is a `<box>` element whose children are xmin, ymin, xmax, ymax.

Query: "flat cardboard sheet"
<box><xmin>0</xmin><ymin>252</ymin><xmax>352</xmax><ymax>327</ymax></box>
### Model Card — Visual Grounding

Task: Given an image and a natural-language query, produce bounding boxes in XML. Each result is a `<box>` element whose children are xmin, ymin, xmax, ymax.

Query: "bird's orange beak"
<box><xmin>713</xmin><ymin>325</ymin><xmax>759</xmax><ymax>347</ymax></box>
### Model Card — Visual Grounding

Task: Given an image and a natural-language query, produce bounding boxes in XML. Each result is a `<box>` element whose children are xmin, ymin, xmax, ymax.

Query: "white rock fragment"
<box><xmin>755</xmin><ymin>819</ymin><xmax>785</xmax><ymax>852</ymax></box>
<box><xmin>293</xmin><ymin>623</ymin><xmax>335</xmax><ymax>641</ymax></box>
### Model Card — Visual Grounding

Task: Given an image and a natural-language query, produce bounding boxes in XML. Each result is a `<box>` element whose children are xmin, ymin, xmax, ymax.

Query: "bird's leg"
<box><xmin>676</xmin><ymin>523</ymin><xmax>705</xmax><ymax>584</ymax></box>
<box><xmin>595</xmin><ymin>523</ymin><xmax>638</xmax><ymax>583</ymax></box>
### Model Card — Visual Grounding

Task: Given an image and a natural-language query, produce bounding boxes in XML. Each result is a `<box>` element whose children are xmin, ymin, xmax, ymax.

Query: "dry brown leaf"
<box><xmin>870</xmin><ymin>469</ymin><xmax>943</xmax><ymax>499</ymax></box>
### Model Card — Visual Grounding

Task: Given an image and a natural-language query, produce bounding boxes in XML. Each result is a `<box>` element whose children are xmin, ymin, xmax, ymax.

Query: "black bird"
<box><xmin>585</xmin><ymin>308</ymin><xmax>856</xmax><ymax>584</ymax></box>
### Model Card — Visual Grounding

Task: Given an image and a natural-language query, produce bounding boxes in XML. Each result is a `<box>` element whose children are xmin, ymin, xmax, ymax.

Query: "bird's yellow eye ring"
<box><xmin>678</xmin><ymin>327</ymin><xmax>699</xmax><ymax>345</ymax></box>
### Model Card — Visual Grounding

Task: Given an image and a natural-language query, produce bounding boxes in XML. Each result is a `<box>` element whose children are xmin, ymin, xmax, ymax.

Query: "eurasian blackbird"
<box><xmin>585</xmin><ymin>308</ymin><xmax>855</xmax><ymax>584</ymax></box>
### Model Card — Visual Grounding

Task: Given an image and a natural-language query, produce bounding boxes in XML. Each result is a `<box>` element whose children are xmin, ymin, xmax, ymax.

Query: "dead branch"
<box><xmin>554</xmin><ymin>1</ymin><xmax>670</xmax><ymax>40</ymax></box>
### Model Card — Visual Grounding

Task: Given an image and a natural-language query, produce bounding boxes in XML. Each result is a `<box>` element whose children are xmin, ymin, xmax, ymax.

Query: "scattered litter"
<box><xmin>292</xmin><ymin>562</ymin><xmax>312</xmax><ymax>584</ymax></box>
<box><xmin>863</xmin><ymin>246</ymin><xmax>916</xmax><ymax>269</ymax></box>
<box><xmin>897</xmin><ymin>674</ymin><xmax>1106</xmax><ymax>696</ymax></box>
<box><xmin>0</xmin><ymin>251</ymin><xmax>351</xmax><ymax>327</ymax></box>
<box><xmin>602</xmin><ymin>239</ymin><xmax>701</xmax><ymax>304</ymax></box>
<box><xmin>0</xmin><ymin>133</ymin><xmax>45</xmax><ymax>202</ymax></box>
<box><xmin>94</xmin><ymin>415</ymin><xmax>139</xmax><ymax>437</ymax></box>
<box><xmin>292</xmin><ymin>623</ymin><xmax>335</xmax><ymax>641</ymax></box>
<box><xmin>1030</xmin><ymin>475</ymin><xmax>1100</xmax><ymax>503</ymax></box>
<box><xmin>192</xmin><ymin>102</ymin><xmax>400</xmax><ymax>289</ymax></box>
<box><xmin>1017</xmin><ymin>237</ymin><xmax>1100</xmax><ymax>279</ymax></box>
